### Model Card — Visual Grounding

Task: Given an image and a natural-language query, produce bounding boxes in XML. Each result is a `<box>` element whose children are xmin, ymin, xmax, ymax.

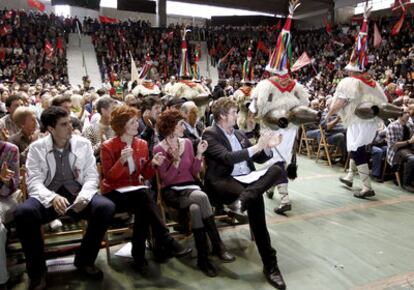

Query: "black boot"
<box><xmin>203</xmin><ymin>217</ymin><xmax>235</xmax><ymax>263</ymax></box>
<box><xmin>193</xmin><ymin>228</ymin><xmax>218</xmax><ymax>277</ymax></box>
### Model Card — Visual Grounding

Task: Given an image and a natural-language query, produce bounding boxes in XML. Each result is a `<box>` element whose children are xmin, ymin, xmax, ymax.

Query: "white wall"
<box><xmin>0</xmin><ymin>0</ymin><xmax>206</xmax><ymax>27</ymax></box>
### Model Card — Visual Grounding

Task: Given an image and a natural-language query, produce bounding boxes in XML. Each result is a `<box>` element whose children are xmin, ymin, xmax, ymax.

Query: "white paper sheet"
<box><xmin>233</xmin><ymin>167</ymin><xmax>269</xmax><ymax>184</ymax></box>
<box><xmin>115</xmin><ymin>185</ymin><xmax>149</xmax><ymax>193</ymax></box>
<box><xmin>115</xmin><ymin>242</ymin><xmax>132</xmax><ymax>258</ymax></box>
<box><xmin>170</xmin><ymin>185</ymin><xmax>201</xmax><ymax>191</ymax></box>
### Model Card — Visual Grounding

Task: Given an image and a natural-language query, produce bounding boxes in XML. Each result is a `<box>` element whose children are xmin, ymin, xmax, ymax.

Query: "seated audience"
<box><xmin>202</xmin><ymin>97</ymin><xmax>286</xmax><ymax>289</ymax></box>
<box><xmin>82</xmin><ymin>96</ymin><xmax>116</xmax><ymax>160</ymax></box>
<box><xmin>154</xmin><ymin>109</ymin><xmax>234</xmax><ymax>277</ymax></box>
<box><xmin>9</xmin><ymin>106</ymin><xmax>38</xmax><ymax>165</ymax></box>
<box><xmin>0</xmin><ymin>94</ymin><xmax>24</xmax><ymax>140</ymax></box>
<box><xmin>14</xmin><ymin>106</ymin><xmax>116</xmax><ymax>290</ymax></box>
<box><xmin>0</xmin><ymin>141</ymin><xmax>19</xmax><ymax>290</ymax></box>
<box><xmin>100</xmin><ymin>105</ymin><xmax>191</xmax><ymax>269</ymax></box>
<box><xmin>370</xmin><ymin>127</ymin><xmax>388</xmax><ymax>182</ymax></box>
<box><xmin>386</xmin><ymin>106</ymin><xmax>414</xmax><ymax>192</ymax></box>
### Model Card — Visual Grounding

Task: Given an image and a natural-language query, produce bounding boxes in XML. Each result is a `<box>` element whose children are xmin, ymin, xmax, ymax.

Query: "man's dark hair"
<box><xmin>96</xmin><ymin>96</ymin><xmax>115</xmax><ymax>114</ymax></box>
<box><xmin>51</xmin><ymin>95</ymin><xmax>71</xmax><ymax>107</ymax></box>
<box><xmin>141</xmin><ymin>96</ymin><xmax>162</xmax><ymax>111</ymax></box>
<box><xmin>5</xmin><ymin>94</ymin><xmax>22</xmax><ymax>108</ymax></box>
<box><xmin>41</xmin><ymin>106</ymin><xmax>69</xmax><ymax>130</ymax></box>
<box><xmin>96</xmin><ymin>89</ymin><xmax>106</xmax><ymax>96</ymax></box>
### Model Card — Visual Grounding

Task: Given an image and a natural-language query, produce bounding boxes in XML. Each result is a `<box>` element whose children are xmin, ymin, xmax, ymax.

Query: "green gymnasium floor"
<box><xmin>9</xmin><ymin>156</ymin><xmax>414</xmax><ymax>290</ymax></box>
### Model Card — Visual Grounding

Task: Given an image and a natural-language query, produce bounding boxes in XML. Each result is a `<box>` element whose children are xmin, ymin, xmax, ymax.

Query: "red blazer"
<box><xmin>100</xmin><ymin>136</ymin><xmax>155</xmax><ymax>193</ymax></box>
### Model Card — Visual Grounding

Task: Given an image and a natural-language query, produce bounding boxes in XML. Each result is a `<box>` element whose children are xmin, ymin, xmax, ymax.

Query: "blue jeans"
<box><xmin>371</xmin><ymin>145</ymin><xmax>387</xmax><ymax>177</ymax></box>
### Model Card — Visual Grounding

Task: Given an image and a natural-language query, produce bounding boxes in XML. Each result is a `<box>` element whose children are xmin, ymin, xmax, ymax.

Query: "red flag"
<box><xmin>391</xmin><ymin>13</ymin><xmax>405</xmax><ymax>36</ymax></box>
<box><xmin>4</xmin><ymin>11</ymin><xmax>13</xmax><ymax>19</ymax></box>
<box><xmin>28</xmin><ymin>0</ymin><xmax>45</xmax><ymax>12</ymax></box>
<box><xmin>291</xmin><ymin>52</ymin><xmax>312</xmax><ymax>72</ymax></box>
<box><xmin>0</xmin><ymin>25</ymin><xmax>12</xmax><ymax>37</ymax></box>
<box><xmin>218</xmin><ymin>47</ymin><xmax>236</xmax><ymax>64</ymax></box>
<box><xmin>323</xmin><ymin>17</ymin><xmax>332</xmax><ymax>34</ymax></box>
<box><xmin>57</xmin><ymin>37</ymin><xmax>64</xmax><ymax>51</ymax></box>
<box><xmin>257</xmin><ymin>39</ymin><xmax>269</xmax><ymax>55</ymax></box>
<box><xmin>44</xmin><ymin>40</ymin><xmax>54</xmax><ymax>58</ymax></box>
<box><xmin>373</xmin><ymin>23</ymin><xmax>382</xmax><ymax>47</ymax></box>
<box><xmin>99</xmin><ymin>16</ymin><xmax>118</xmax><ymax>24</ymax></box>
<box><xmin>276</xmin><ymin>19</ymin><xmax>282</xmax><ymax>30</ymax></box>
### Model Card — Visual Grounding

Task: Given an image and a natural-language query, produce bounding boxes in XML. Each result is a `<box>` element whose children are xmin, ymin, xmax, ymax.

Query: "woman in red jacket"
<box><xmin>100</xmin><ymin>105</ymin><xmax>191</xmax><ymax>269</ymax></box>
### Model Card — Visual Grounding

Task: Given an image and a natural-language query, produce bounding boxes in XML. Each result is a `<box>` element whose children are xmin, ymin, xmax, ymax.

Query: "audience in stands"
<box><xmin>0</xmin><ymin>10</ymin><xmax>69</xmax><ymax>85</ymax></box>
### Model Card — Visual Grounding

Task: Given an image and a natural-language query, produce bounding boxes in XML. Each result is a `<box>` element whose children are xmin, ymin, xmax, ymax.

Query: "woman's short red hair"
<box><xmin>110</xmin><ymin>105</ymin><xmax>140</xmax><ymax>136</ymax></box>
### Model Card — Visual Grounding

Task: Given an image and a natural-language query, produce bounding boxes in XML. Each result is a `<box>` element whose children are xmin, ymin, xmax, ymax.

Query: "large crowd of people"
<box><xmin>0</xmin><ymin>5</ymin><xmax>413</xmax><ymax>290</ymax></box>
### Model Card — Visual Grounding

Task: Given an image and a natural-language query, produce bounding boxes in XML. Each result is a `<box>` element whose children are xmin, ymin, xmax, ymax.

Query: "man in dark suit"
<box><xmin>202</xmin><ymin>97</ymin><xmax>287</xmax><ymax>290</ymax></box>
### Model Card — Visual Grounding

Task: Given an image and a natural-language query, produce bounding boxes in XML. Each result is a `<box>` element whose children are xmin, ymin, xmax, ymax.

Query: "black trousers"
<box><xmin>14</xmin><ymin>195</ymin><xmax>115</xmax><ymax>280</ymax></box>
<box><xmin>207</xmin><ymin>164</ymin><xmax>282</xmax><ymax>267</ymax></box>
<box><xmin>105</xmin><ymin>189</ymin><xmax>170</xmax><ymax>262</ymax></box>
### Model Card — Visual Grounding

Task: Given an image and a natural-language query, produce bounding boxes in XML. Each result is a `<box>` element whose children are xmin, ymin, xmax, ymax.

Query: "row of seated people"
<box><xmin>0</xmin><ymin>96</ymin><xmax>288</xmax><ymax>290</ymax></box>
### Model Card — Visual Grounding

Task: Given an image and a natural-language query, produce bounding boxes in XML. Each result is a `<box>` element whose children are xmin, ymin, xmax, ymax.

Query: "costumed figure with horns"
<box><xmin>233</xmin><ymin>41</ymin><xmax>258</xmax><ymax>138</ymax></box>
<box><xmin>251</xmin><ymin>0</ymin><xmax>318</xmax><ymax>215</ymax></box>
<box><xmin>170</xmin><ymin>29</ymin><xmax>210</xmax><ymax>121</ymax></box>
<box><xmin>132</xmin><ymin>54</ymin><xmax>161</xmax><ymax>98</ymax></box>
<box><xmin>325</xmin><ymin>4</ymin><xmax>402</xmax><ymax>198</ymax></box>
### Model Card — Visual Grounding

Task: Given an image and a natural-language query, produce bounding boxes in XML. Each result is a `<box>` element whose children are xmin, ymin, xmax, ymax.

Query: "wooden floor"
<box><xmin>9</xmin><ymin>156</ymin><xmax>414</xmax><ymax>290</ymax></box>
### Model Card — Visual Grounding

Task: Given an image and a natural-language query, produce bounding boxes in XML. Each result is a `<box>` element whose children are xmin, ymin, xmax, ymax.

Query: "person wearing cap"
<box><xmin>163</xmin><ymin>76</ymin><xmax>176</xmax><ymax>95</ymax></box>
<box><xmin>250</xmin><ymin>0</ymin><xmax>310</xmax><ymax>215</ymax></box>
<box><xmin>132</xmin><ymin>55</ymin><xmax>161</xmax><ymax>98</ymax></box>
<box><xmin>324</xmin><ymin>4</ymin><xmax>389</xmax><ymax>198</ymax></box>
<box><xmin>170</xmin><ymin>29</ymin><xmax>210</xmax><ymax>122</ymax></box>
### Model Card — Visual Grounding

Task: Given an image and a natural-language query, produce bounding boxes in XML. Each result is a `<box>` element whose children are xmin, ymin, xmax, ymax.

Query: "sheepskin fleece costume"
<box><xmin>170</xmin><ymin>80</ymin><xmax>209</xmax><ymax>117</ymax></box>
<box><xmin>132</xmin><ymin>82</ymin><xmax>161</xmax><ymax>97</ymax></box>
<box><xmin>333</xmin><ymin>75</ymin><xmax>387</xmax><ymax>151</ymax></box>
<box><xmin>252</xmin><ymin>76</ymin><xmax>309</xmax><ymax>163</ymax></box>
<box><xmin>234</xmin><ymin>85</ymin><xmax>255</xmax><ymax>131</ymax></box>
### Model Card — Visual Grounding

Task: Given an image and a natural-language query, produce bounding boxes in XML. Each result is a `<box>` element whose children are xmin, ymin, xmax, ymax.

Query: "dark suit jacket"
<box><xmin>202</xmin><ymin>124</ymin><xmax>271</xmax><ymax>184</ymax></box>
<box><xmin>183</xmin><ymin>121</ymin><xmax>205</xmax><ymax>152</ymax></box>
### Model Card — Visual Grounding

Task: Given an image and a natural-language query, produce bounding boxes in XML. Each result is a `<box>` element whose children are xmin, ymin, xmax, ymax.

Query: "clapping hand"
<box><xmin>0</xmin><ymin>161</ymin><xmax>14</xmax><ymax>183</ymax></box>
<box><xmin>120</xmin><ymin>147</ymin><xmax>133</xmax><ymax>165</ymax></box>
<box><xmin>267</xmin><ymin>133</ymin><xmax>283</xmax><ymax>149</ymax></box>
<box><xmin>256</xmin><ymin>131</ymin><xmax>273</xmax><ymax>151</ymax></box>
<box><xmin>197</xmin><ymin>139</ymin><xmax>208</xmax><ymax>156</ymax></box>
<box><xmin>152</xmin><ymin>152</ymin><xmax>166</xmax><ymax>167</ymax></box>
